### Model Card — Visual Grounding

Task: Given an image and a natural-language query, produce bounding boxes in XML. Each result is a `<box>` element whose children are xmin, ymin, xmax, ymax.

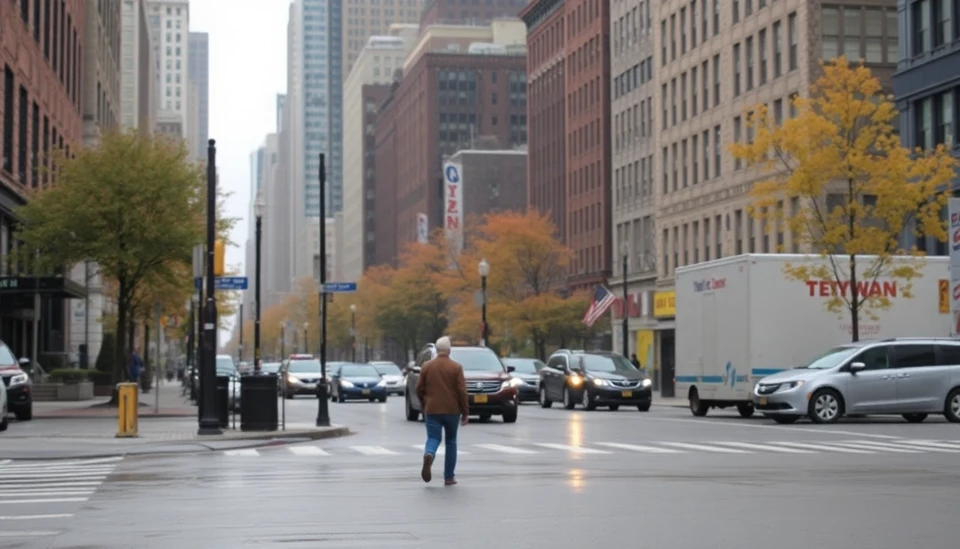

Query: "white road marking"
<box><xmin>411</xmin><ymin>445</ymin><xmax>470</xmax><ymax>455</ymax></box>
<box><xmin>0</xmin><ymin>498</ymin><xmax>87</xmax><ymax>505</ymax></box>
<box><xmin>897</xmin><ymin>440</ymin><xmax>960</xmax><ymax>451</ymax></box>
<box><xmin>0</xmin><ymin>481</ymin><xmax>102</xmax><ymax>488</ymax></box>
<box><xmin>533</xmin><ymin>443</ymin><xmax>611</xmax><ymax>454</ymax></box>
<box><xmin>287</xmin><ymin>446</ymin><xmax>330</xmax><ymax>456</ymax></box>
<box><xmin>829</xmin><ymin>441</ymin><xmax>921</xmax><ymax>454</ymax></box>
<box><xmin>594</xmin><ymin>442</ymin><xmax>684</xmax><ymax>453</ymax></box>
<box><xmin>473</xmin><ymin>444</ymin><xmax>540</xmax><ymax>454</ymax></box>
<box><xmin>657</xmin><ymin>442</ymin><xmax>751</xmax><ymax>453</ymax></box>
<box><xmin>0</xmin><ymin>515</ymin><xmax>72</xmax><ymax>520</ymax></box>
<box><xmin>0</xmin><ymin>473</ymin><xmax>110</xmax><ymax>480</ymax></box>
<box><xmin>708</xmin><ymin>441</ymin><xmax>816</xmax><ymax>454</ymax></box>
<box><xmin>846</xmin><ymin>440</ymin><xmax>959</xmax><ymax>453</ymax></box>
<box><xmin>642</xmin><ymin>416</ymin><xmax>903</xmax><ymax>439</ymax></box>
<box><xmin>772</xmin><ymin>441</ymin><xmax>874</xmax><ymax>454</ymax></box>
<box><xmin>223</xmin><ymin>449</ymin><xmax>260</xmax><ymax>457</ymax></box>
<box><xmin>0</xmin><ymin>490</ymin><xmax>94</xmax><ymax>497</ymax></box>
<box><xmin>0</xmin><ymin>466</ymin><xmax>116</xmax><ymax>474</ymax></box>
<box><xmin>352</xmin><ymin>446</ymin><xmax>400</xmax><ymax>456</ymax></box>
<box><xmin>0</xmin><ymin>531</ymin><xmax>61</xmax><ymax>537</ymax></box>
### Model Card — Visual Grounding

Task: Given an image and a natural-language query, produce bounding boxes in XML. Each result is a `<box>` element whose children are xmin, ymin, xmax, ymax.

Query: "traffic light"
<box><xmin>214</xmin><ymin>240</ymin><xmax>225</xmax><ymax>276</ymax></box>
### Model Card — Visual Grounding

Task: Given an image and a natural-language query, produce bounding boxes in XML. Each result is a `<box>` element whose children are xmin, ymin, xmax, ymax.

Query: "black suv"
<box><xmin>404</xmin><ymin>344</ymin><xmax>519</xmax><ymax>423</ymax></box>
<box><xmin>0</xmin><ymin>339</ymin><xmax>33</xmax><ymax>421</ymax></box>
<box><xmin>539</xmin><ymin>349</ymin><xmax>652</xmax><ymax>411</ymax></box>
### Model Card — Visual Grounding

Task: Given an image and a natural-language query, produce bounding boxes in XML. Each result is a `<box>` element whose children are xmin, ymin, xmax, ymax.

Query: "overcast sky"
<box><xmin>190</xmin><ymin>0</ymin><xmax>287</xmax><ymax>341</ymax></box>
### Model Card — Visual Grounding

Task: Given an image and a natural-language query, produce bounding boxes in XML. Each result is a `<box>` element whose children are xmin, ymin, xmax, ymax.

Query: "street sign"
<box><xmin>194</xmin><ymin>276</ymin><xmax>249</xmax><ymax>291</ymax></box>
<box><xmin>323</xmin><ymin>282</ymin><xmax>357</xmax><ymax>293</ymax></box>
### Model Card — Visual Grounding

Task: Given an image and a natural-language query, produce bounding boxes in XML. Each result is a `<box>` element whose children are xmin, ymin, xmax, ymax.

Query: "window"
<box><xmin>773</xmin><ymin>21</ymin><xmax>783</xmax><ymax>77</ymax></box>
<box><xmin>682</xmin><ymin>139</ymin><xmax>689</xmax><ymax>187</ymax></box>
<box><xmin>661</xmin><ymin>20</ymin><xmax>667</xmax><ymax>65</ymax></box>
<box><xmin>790</xmin><ymin>198</ymin><xmax>800</xmax><ymax>252</ymax></box>
<box><xmin>735</xmin><ymin>209</ymin><xmax>744</xmax><ymax>254</ymax></box>
<box><xmin>941</xmin><ymin>90</ymin><xmax>955</xmax><ymax>146</ymax></box>
<box><xmin>865</xmin><ymin>8</ymin><xmax>883</xmax><ymax>63</ymax></box>
<box><xmin>774</xmin><ymin>98</ymin><xmax>783</xmax><ymax>126</ymax></box>
<box><xmin>746</xmin><ymin>37</ymin><xmax>754</xmax><ymax>90</ymax></box>
<box><xmin>714</xmin><ymin>125</ymin><xmax>722</xmax><ymax>177</ymax></box>
<box><xmin>789</xmin><ymin>92</ymin><xmax>799</xmax><ymax>117</ymax></box>
<box><xmin>918</xmin><ymin>97</ymin><xmax>934</xmax><ymax>149</ymax></box>
<box><xmin>733</xmin><ymin>43</ymin><xmax>742</xmax><ymax>96</ymax></box>
<box><xmin>887</xmin><ymin>9</ymin><xmax>900</xmax><ymax>63</ymax></box>
<box><xmin>734</xmin><ymin>116</ymin><xmax>743</xmax><ymax>169</ymax></box>
<box><xmin>662</xmin><ymin>84</ymin><xmax>668</xmax><ymax>129</ymax></box>
<box><xmin>671</xmin><ymin>78</ymin><xmax>677</xmax><ymax>125</ymax></box>
<box><xmin>691</xmin><ymin>67</ymin><xmax>698</xmax><ymax>115</ymax></box>
<box><xmin>713</xmin><ymin>54</ymin><xmax>720</xmax><ymax>106</ymax></box>
<box><xmin>681</xmin><ymin>73</ymin><xmax>687</xmax><ymax>120</ymax></box>
<box><xmin>31</xmin><ymin>102</ymin><xmax>38</xmax><ymax>188</ymax></box>
<box><xmin>18</xmin><ymin>86</ymin><xmax>28</xmax><ymax>184</ymax></box>
<box><xmin>691</xmin><ymin>0</ymin><xmax>698</xmax><ymax>47</ymax></box>
<box><xmin>702</xmin><ymin>60</ymin><xmax>709</xmax><ymax>111</ymax></box>
<box><xmin>715</xmin><ymin>214</ymin><xmax>723</xmax><ymax>257</ymax></box>
<box><xmin>734</xmin><ymin>0</ymin><xmax>740</xmax><ymax>24</ymax></box>
<box><xmin>714</xmin><ymin>0</ymin><xmax>720</xmax><ymax>35</ymax></box>
<box><xmin>692</xmin><ymin>134</ymin><xmax>699</xmax><ymax>184</ymax></box>
<box><xmin>746</xmin><ymin>0</ymin><xmax>753</xmax><ymax>16</ymax></box>
<box><xmin>702</xmin><ymin>129</ymin><xmax>710</xmax><ymax>180</ymax></box>
<box><xmin>892</xmin><ymin>344</ymin><xmax>936</xmax><ymax>368</ymax></box>
<box><xmin>854</xmin><ymin>346</ymin><xmax>891</xmax><ymax>370</ymax></box>
<box><xmin>759</xmin><ymin>29</ymin><xmax>768</xmax><ymax>84</ymax></box>
<box><xmin>935</xmin><ymin>0</ymin><xmax>953</xmax><ymax>47</ymax></box>
<box><xmin>913</xmin><ymin>0</ymin><xmax>932</xmax><ymax>54</ymax></box>
<box><xmin>662</xmin><ymin>147</ymin><xmax>669</xmax><ymax>193</ymax></box>
<box><xmin>681</xmin><ymin>8</ymin><xmax>687</xmax><ymax>54</ymax></box>
<box><xmin>937</xmin><ymin>344</ymin><xmax>960</xmax><ymax>365</ymax></box>
<box><xmin>822</xmin><ymin>7</ymin><xmax>840</xmax><ymax>59</ymax></box>
<box><xmin>2</xmin><ymin>67</ymin><xmax>13</xmax><ymax>174</ymax></box>
<box><xmin>21</xmin><ymin>0</ymin><xmax>29</xmax><ymax>23</ymax></box>
<box><xmin>703</xmin><ymin>0</ymin><xmax>709</xmax><ymax>39</ymax></box>
<box><xmin>788</xmin><ymin>12</ymin><xmax>798</xmax><ymax>70</ymax></box>
<box><xmin>672</xmin><ymin>143</ymin><xmax>678</xmax><ymax>190</ymax></box>
<box><xmin>671</xmin><ymin>14</ymin><xmax>677</xmax><ymax>60</ymax></box>
<box><xmin>704</xmin><ymin>218</ymin><xmax>711</xmax><ymax>260</ymax></box>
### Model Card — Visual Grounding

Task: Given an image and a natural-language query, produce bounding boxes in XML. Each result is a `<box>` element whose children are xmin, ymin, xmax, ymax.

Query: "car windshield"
<box><xmin>450</xmin><ymin>349</ymin><xmax>505</xmax><ymax>372</ymax></box>
<box><xmin>798</xmin><ymin>346</ymin><xmax>861</xmax><ymax>370</ymax></box>
<box><xmin>288</xmin><ymin>359</ymin><xmax>322</xmax><ymax>373</ymax></box>
<box><xmin>505</xmin><ymin>359</ymin><xmax>543</xmax><ymax>374</ymax></box>
<box><xmin>578</xmin><ymin>354</ymin><xmax>636</xmax><ymax>373</ymax></box>
<box><xmin>216</xmin><ymin>357</ymin><xmax>237</xmax><ymax>375</ymax></box>
<box><xmin>0</xmin><ymin>343</ymin><xmax>16</xmax><ymax>367</ymax></box>
<box><xmin>340</xmin><ymin>364</ymin><xmax>379</xmax><ymax>377</ymax></box>
<box><xmin>261</xmin><ymin>362</ymin><xmax>281</xmax><ymax>373</ymax></box>
<box><xmin>373</xmin><ymin>363</ymin><xmax>401</xmax><ymax>376</ymax></box>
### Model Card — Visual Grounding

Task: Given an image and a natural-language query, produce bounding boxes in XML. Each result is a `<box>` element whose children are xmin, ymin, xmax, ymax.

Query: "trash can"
<box><xmin>240</xmin><ymin>373</ymin><xmax>279</xmax><ymax>431</ymax></box>
<box><xmin>215</xmin><ymin>375</ymin><xmax>230</xmax><ymax>428</ymax></box>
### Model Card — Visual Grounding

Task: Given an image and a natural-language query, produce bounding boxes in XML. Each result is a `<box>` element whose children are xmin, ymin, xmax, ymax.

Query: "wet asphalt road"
<box><xmin>3</xmin><ymin>395</ymin><xmax>960</xmax><ymax>549</ymax></box>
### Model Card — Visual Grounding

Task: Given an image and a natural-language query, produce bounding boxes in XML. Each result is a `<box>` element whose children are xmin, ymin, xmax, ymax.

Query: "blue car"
<box><xmin>331</xmin><ymin>363</ymin><xmax>389</xmax><ymax>403</ymax></box>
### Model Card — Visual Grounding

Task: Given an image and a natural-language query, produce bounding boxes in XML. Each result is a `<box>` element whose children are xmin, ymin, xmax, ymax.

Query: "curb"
<box><xmin>0</xmin><ymin>426</ymin><xmax>352</xmax><ymax>460</ymax></box>
<box><xmin>34</xmin><ymin>413</ymin><xmax>197</xmax><ymax>420</ymax></box>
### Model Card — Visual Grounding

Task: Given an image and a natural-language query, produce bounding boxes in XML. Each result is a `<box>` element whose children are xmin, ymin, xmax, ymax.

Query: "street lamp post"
<box><xmin>303</xmin><ymin>322</ymin><xmax>309</xmax><ymax>356</ymax></box>
<box><xmin>254</xmin><ymin>195</ymin><xmax>264</xmax><ymax>372</ymax></box>
<box><xmin>316</xmin><ymin>152</ymin><xmax>331</xmax><ymax>427</ymax></box>
<box><xmin>198</xmin><ymin>139</ymin><xmax>222</xmax><ymax>435</ymax></box>
<box><xmin>349</xmin><ymin>304</ymin><xmax>356</xmax><ymax>362</ymax></box>
<box><xmin>620</xmin><ymin>241</ymin><xmax>629</xmax><ymax>358</ymax></box>
<box><xmin>238</xmin><ymin>303</ymin><xmax>244</xmax><ymax>364</ymax></box>
<box><xmin>478</xmin><ymin>258</ymin><xmax>489</xmax><ymax>347</ymax></box>
<box><xmin>280</xmin><ymin>322</ymin><xmax>286</xmax><ymax>359</ymax></box>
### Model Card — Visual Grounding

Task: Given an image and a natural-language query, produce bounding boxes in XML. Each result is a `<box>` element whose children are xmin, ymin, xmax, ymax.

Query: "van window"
<box><xmin>892</xmin><ymin>344</ymin><xmax>936</xmax><ymax>368</ymax></box>
<box><xmin>852</xmin><ymin>346</ymin><xmax>889</xmax><ymax>370</ymax></box>
<box><xmin>937</xmin><ymin>344</ymin><xmax>960</xmax><ymax>365</ymax></box>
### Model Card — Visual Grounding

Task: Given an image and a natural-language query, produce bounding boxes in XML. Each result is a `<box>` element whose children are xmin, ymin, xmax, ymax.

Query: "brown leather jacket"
<box><xmin>416</xmin><ymin>354</ymin><xmax>469</xmax><ymax>416</ymax></box>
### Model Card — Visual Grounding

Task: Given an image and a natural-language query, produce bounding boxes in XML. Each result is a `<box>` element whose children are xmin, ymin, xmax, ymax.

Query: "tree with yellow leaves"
<box><xmin>730</xmin><ymin>58</ymin><xmax>958</xmax><ymax>341</ymax></box>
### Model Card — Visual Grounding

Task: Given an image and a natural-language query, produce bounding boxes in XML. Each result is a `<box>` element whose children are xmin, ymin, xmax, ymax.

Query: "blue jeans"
<box><xmin>424</xmin><ymin>414</ymin><xmax>460</xmax><ymax>480</ymax></box>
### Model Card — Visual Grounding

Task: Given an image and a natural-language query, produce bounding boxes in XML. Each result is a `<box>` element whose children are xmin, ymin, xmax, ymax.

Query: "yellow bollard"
<box><xmin>116</xmin><ymin>382</ymin><xmax>140</xmax><ymax>438</ymax></box>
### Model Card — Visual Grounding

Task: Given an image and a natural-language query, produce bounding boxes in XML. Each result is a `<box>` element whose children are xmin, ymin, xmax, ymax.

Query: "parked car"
<box><xmin>754</xmin><ymin>337</ymin><xmax>960</xmax><ymax>424</ymax></box>
<box><xmin>502</xmin><ymin>358</ymin><xmax>545</xmax><ymax>402</ymax></box>
<box><xmin>370</xmin><ymin>361</ymin><xmax>405</xmax><ymax>395</ymax></box>
<box><xmin>0</xmin><ymin>340</ymin><xmax>32</xmax><ymax>421</ymax></box>
<box><xmin>405</xmin><ymin>344</ymin><xmax>519</xmax><ymax>423</ymax></box>
<box><xmin>330</xmin><ymin>363</ymin><xmax>388</xmax><ymax>403</ymax></box>
<box><xmin>539</xmin><ymin>350</ymin><xmax>653</xmax><ymax>411</ymax></box>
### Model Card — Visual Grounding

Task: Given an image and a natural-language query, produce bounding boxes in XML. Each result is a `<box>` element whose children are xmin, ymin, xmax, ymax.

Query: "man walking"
<box><xmin>416</xmin><ymin>336</ymin><xmax>469</xmax><ymax>486</ymax></box>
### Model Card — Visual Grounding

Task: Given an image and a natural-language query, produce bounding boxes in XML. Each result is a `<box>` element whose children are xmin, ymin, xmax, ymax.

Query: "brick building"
<box><xmin>419</xmin><ymin>0</ymin><xmax>530</xmax><ymax>28</ymax></box>
<box><xmin>1</xmin><ymin>0</ymin><xmax>86</xmax><ymax>360</ymax></box>
<box><xmin>361</xmin><ymin>83</ymin><xmax>393</xmax><ymax>269</ymax></box>
<box><xmin>448</xmin><ymin>145</ymin><xmax>528</xmax><ymax>219</ymax></box>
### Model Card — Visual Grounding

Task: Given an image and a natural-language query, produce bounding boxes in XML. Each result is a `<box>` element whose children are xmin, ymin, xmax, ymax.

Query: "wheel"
<box><xmin>378</xmin><ymin>396</ymin><xmax>387</xmax><ymax>403</ymax></box>
<box><xmin>479</xmin><ymin>414</ymin><xmax>492</xmax><ymax>421</ymax></box>
<box><xmin>368</xmin><ymin>398</ymin><xmax>375</xmax><ymax>402</ymax></box>
<box><xmin>770</xmin><ymin>414</ymin><xmax>799</xmax><ymax>424</ymax></box>
<box><xmin>581</xmin><ymin>389</ymin><xmax>597</xmax><ymax>411</ymax></box>
<box><xmin>562</xmin><ymin>387</ymin><xmax>576</xmax><ymax>410</ymax></box>
<box><xmin>637</xmin><ymin>402</ymin><xmax>651</xmax><ymax>412</ymax></box>
<box><xmin>502</xmin><ymin>409</ymin><xmax>518</xmax><ymax>423</ymax></box>
<box><xmin>337</xmin><ymin>391</ymin><xmax>346</xmax><ymax>403</ymax></box>
<box><xmin>539</xmin><ymin>386</ymin><xmax>553</xmax><ymax>408</ymax></box>
<box><xmin>608</xmin><ymin>405</ymin><xmax>620</xmax><ymax>411</ymax></box>
<box><xmin>0</xmin><ymin>408</ymin><xmax>7</xmax><ymax>432</ymax></box>
<box><xmin>943</xmin><ymin>387</ymin><xmax>960</xmax><ymax>423</ymax></box>
<box><xmin>689</xmin><ymin>389</ymin><xmax>708</xmax><ymax>417</ymax></box>
<box><xmin>808</xmin><ymin>389</ymin><xmax>844</xmax><ymax>424</ymax></box>
<box><xmin>14</xmin><ymin>404</ymin><xmax>31</xmax><ymax>421</ymax></box>
<box><xmin>737</xmin><ymin>403</ymin><xmax>755</xmax><ymax>418</ymax></box>
<box><xmin>405</xmin><ymin>394</ymin><xmax>420</xmax><ymax>421</ymax></box>
<box><xmin>902</xmin><ymin>413</ymin><xmax>927</xmax><ymax>423</ymax></box>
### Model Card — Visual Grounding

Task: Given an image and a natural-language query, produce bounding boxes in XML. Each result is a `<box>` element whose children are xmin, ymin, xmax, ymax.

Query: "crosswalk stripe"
<box><xmin>846</xmin><ymin>440</ymin><xmax>957</xmax><ymax>453</ymax></box>
<box><xmin>0</xmin><ymin>489</ymin><xmax>94</xmax><ymax>496</ymax></box>
<box><xmin>0</xmin><ymin>466</ymin><xmax>116</xmax><ymax>475</ymax></box>
<box><xmin>594</xmin><ymin>442</ymin><xmax>684</xmax><ymax>453</ymax></box>
<box><xmin>409</xmin><ymin>445</ymin><xmax>471</xmax><ymax>455</ymax></box>
<box><xmin>353</xmin><ymin>446</ymin><xmax>400</xmax><ymax>456</ymax></box>
<box><xmin>0</xmin><ymin>481</ymin><xmax>102</xmax><ymax>488</ymax></box>
<box><xmin>830</xmin><ymin>442</ymin><xmax>920</xmax><ymax>453</ymax></box>
<box><xmin>709</xmin><ymin>441</ymin><xmax>816</xmax><ymax>454</ymax></box>
<box><xmin>224</xmin><ymin>449</ymin><xmax>260</xmax><ymax>457</ymax></box>
<box><xmin>288</xmin><ymin>446</ymin><xmax>330</xmax><ymax>456</ymax></box>
<box><xmin>473</xmin><ymin>444</ymin><xmax>539</xmax><ymax>454</ymax></box>
<box><xmin>899</xmin><ymin>440</ymin><xmax>960</xmax><ymax>451</ymax></box>
<box><xmin>0</xmin><ymin>498</ymin><xmax>88</xmax><ymax>505</ymax></box>
<box><xmin>0</xmin><ymin>515</ymin><xmax>73</xmax><ymax>520</ymax></box>
<box><xmin>0</xmin><ymin>473</ymin><xmax>110</xmax><ymax>480</ymax></box>
<box><xmin>772</xmin><ymin>442</ymin><xmax>873</xmax><ymax>454</ymax></box>
<box><xmin>657</xmin><ymin>442</ymin><xmax>751</xmax><ymax>454</ymax></box>
<box><xmin>533</xmin><ymin>443</ymin><xmax>611</xmax><ymax>454</ymax></box>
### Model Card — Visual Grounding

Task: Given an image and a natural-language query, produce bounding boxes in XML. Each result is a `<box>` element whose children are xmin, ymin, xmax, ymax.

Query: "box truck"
<box><xmin>674</xmin><ymin>254</ymin><xmax>950</xmax><ymax>417</ymax></box>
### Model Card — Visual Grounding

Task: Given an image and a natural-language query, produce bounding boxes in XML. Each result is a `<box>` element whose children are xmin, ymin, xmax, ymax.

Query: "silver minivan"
<box><xmin>753</xmin><ymin>338</ymin><xmax>960</xmax><ymax>424</ymax></box>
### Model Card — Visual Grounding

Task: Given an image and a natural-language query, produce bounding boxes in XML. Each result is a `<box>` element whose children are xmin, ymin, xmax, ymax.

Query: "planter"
<box><xmin>56</xmin><ymin>381</ymin><xmax>95</xmax><ymax>401</ymax></box>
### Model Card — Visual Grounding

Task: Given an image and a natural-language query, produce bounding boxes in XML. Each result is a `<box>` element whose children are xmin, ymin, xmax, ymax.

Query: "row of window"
<box><xmin>911</xmin><ymin>0</ymin><xmax>958</xmax><ymax>57</ymax></box>
<box><xmin>732</xmin><ymin>94</ymin><xmax>798</xmax><ymax>170</ymax></box>
<box><xmin>913</xmin><ymin>87</ymin><xmax>956</xmax><ymax>149</ymax></box>
<box><xmin>614</xmin><ymin>153</ymin><xmax>654</xmax><ymax>207</ymax></box>
<box><xmin>614</xmin><ymin>98</ymin><xmax>652</xmax><ymax>153</ymax></box>
<box><xmin>662</xmin><ymin>55</ymin><xmax>720</xmax><ymax>131</ymax></box>
<box><xmin>821</xmin><ymin>6</ymin><xmax>899</xmax><ymax>65</ymax></box>
<box><xmin>661</xmin><ymin>0</ymin><xmax>721</xmax><ymax>67</ymax></box>
<box><xmin>732</xmin><ymin>0</ymin><xmax>777</xmax><ymax>24</ymax></box>
<box><xmin>662</xmin><ymin>125</ymin><xmax>723</xmax><ymax>194</ymax></box>
<box><xmin>731</xmin><ymin>16</ymin><xmax>798</xmax><ymax>98</ymax></box>
<box><xmin>2</xmin><ymin>65</ymin><xmax>69</xmax><ymax>189</ymax></box>
<box><xmin>612</xmin><ymin>56</ymin><xmax>653</xmax><ymax>100</ymax></box>
<box><xmin>612</xmin><ymin>1</ymin><xmax>652</xmax><ymax>57</ymax></box>
<box><xmin>16</xmin><ymin>0</ymin><xmax>82</xmax><ymax>109</ymax></box>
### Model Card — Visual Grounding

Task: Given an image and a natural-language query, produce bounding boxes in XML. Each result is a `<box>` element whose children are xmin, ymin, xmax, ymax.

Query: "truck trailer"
<box><xmin>674</xmin><ymin>254</ymin><xmax>950</xmax><ymax>417</ymax></box>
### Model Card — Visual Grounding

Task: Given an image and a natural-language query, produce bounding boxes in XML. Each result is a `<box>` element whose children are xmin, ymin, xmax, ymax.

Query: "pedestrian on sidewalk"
<box><xmin>416</xmin><ymin>336</ymin><xmax>469</xmax><ymax>486</ymax></box>
<box><xmin>129</xmin><ymin>348</ymin><xmax>143</xmax><ymax>383</ymax></box>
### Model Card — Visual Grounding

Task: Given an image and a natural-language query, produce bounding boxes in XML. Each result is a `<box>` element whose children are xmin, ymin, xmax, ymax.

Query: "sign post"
<box><xmin>950</xmin><ymin>198</ymin><xmax>960</xmax><ymax>336</ymax></box>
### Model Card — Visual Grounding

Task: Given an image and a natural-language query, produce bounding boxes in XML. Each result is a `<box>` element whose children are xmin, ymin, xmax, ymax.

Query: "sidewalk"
<box><xmin>35</xmin><ymin>379</ymin><xmax>197</xmax><ymax>419</ymax></box>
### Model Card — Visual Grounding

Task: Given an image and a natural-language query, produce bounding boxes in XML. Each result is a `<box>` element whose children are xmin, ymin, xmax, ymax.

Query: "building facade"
<box><xmin>419</xmin><ymin>0</ymin><xmax>529</xmax><ymax>27</ymax></box>
<box><xmin>1</xmin><ymin>0</ymin><xmax>87</xmax><ymax>362</ymax></box>
<box><xmin>188</xmin><ymin>32</ymin><xmax>209</xmax><ymax>162</ymax></box>
<box><xmin>342</xmin><ymin>0</ymin><xmax>424</xmax><ymax>82</ymax></box>
<box><xmin>120</xmin><ymin>0</ymin><xmax>158</xmax><ymax>133</ymax></box>
<box><xmin>448</xmin><ymin>147</ymin><xmax>528</xmax><ymax>218</ymax></box>
<box><xmin>145</xmin><ymin>0</ymin><xmax>190</xmax><ymax>135</ymax></box>
<box><xmin>360</xmin><ymin>83</ymin><xmax>393</xmax><ymax>270</ymax></box>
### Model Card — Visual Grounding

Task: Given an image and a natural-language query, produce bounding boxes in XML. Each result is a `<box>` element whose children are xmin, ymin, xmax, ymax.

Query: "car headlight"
<box><xmin>287</xmin><ymin>375</ymin><xmax>301</xmax><ymax>384</ymax></box>
<box><xmin>780</xmin><ymin>381</ymin><xmax>804</xmax><ymax>391</ymax></box>
<box><xmin>376</xmin><ymin>380</ymin><xmax>386</xmax><ymax>387</ymax></box>
<box><xmin>502</xmin><ymin>378</ymin><xmax>523</xmax><ymax>389</ymax></box>
<box><xmin>641</xmin><ymin>378</ymin><xmax>652</xmax><ymax>388</ymax></box>
<box><xmin>9</xmin><ymin>373</ymin><xmax>28</xmax><ymax>386</ymax></box>
<box><xmin>593</xmin><ymin>378</ymin><xmax>609</xmax><ymax>386</ymax></box>
<box><xmin>341</xmin><ymin>380</ymin><xmax>354</xmax><ymax>388</ymax></box>
<box><xmin>568</xmin><ymin>375</ymin><xmax>583</xmax><ymax>386</ymax></box>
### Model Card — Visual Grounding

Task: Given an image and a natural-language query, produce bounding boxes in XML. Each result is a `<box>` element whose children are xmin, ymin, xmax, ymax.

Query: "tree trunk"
<box><xmin>108</xmin><ymin>279</ymin><xmax>129</xmax><ymax>406</ymax></box>
<box><xmin>849</xmin><ymin>254</ymin><xmax>859</xmax><ymax>342</ymax></box>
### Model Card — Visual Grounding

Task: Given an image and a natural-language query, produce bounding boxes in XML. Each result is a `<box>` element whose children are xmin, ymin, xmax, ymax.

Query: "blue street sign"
<box><xmin>323</xmin><ymin>282</ymin><xmax>357</xmax><ymax>293</ymax></box>
<box><xmin>194</xmin><ymin>276</ymin><xmax>249</xmax><ymax>291</ymax></box>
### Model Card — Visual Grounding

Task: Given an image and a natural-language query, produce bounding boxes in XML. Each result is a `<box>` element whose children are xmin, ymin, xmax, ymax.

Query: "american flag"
<box><xmin>582</xmin><ymin>285</ymin><xmax>617</xmax><ymax>327</ymax></box>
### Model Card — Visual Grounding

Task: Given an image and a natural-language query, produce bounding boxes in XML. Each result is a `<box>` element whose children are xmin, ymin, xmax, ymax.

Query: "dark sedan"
<box><xmin>331</xmin><ymin>363</ymin><xmax>388</xmax><ymax>403</ymax></box>
<box><xmin>502</xmin><ymin>358</ymin><xmax>545</xmax><ymax>402</ymax></box>
<box><xmin>539</xmin><ymin>350</ymin><xmax>652</xmax><ymax>411</ymax></box>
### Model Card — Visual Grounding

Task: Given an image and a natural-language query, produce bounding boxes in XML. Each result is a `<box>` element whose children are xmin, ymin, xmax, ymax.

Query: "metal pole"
<box><xmin>350</xmin><ymin>311</ymin><xmax>355</xmax><ymax>362</ymax></box>
<box><xmin>198</xmin><ymin>139</ymin><xmax>222</xmax><ymax>435</ymax></box>
<box><xmin>155</xmin><ymin>302</ymin><xmax>161</xmax><ymax>413</ymax></box>
<box><xmin>83</xmin><ymin>260</ymin><xmax>90</xmax><ymax>368</ymax></box>
<box><xmin>316</xmin><ymin>153</ymin><xmax>331</xmax><ymax>427</ymax></box>
<box><xmin>622</xmin><ymin>254</ymin><xmax>629</xmax><ymax>358</ymax></box>
<box><xmin>238</xmin><ymin>303</ymin><xmax>243</xmax><ymax>365</ymax></box>
<box><xmin>280</xmin><ymin>324</ymin><xmax>285</xmax><ymax>358</ymax></box>
<box><xmin>31</xmin><ymin>292</ymin><xmax>40</xmax><ymax>375</ymax></box>
<box><xmin>481</xmin><ymin>275</ymin><xmax>488</xmax><ymax>346</ymax></box>
<box><xmin>254</xmin><ymin>213</ymin><xmax>262</xmax><ymax>372</ymax></box>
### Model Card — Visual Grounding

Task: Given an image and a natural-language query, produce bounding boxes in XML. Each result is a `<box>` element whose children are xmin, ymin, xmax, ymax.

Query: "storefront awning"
<box><xmin>0</xmin><ymin>276</ymin><xmax>87</xmax><ymax>299</ymax></box>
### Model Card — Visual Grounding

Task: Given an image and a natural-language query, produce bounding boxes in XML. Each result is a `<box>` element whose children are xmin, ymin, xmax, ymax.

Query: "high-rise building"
<box><xmin>276</xmin><ymin>93</ymin><xmax>286</xmax><ymax>133</ymax></box>
<box><xmin>144</xmin><ymin>0</ymin><xmax>190</xmax><ymax>136</ymax></box>
<box><xmin>120</xmin><ymin>0</ymin><xmax>158</xmax><ymax>134</ymax></box>
<box><xmin>1</xmin><ymin>0</ymin><xmax>86</xmax><ymax>361</ymax></box>
<box><xmin>893</xmin><ymin>0</ymin><xmax>959</xmax><ymax>254</ymax></box>
<box><xmin>342</xmin><ymin>25</ymin><xmax>419</xmax><ymax>281</ymax></box>
<box><xmin>342</xmin><ymin>0</ymin><xmax>425</xmax><ymax>83</ymax></box>
<box><xmin>419</xmin><ymin>0</ymin><xmax>529</xmax><ymax>28</ymax></box>
<box><xmin>188</xmin><ymin>32</ymin><xmax>209</xmax><ymax>161</ymax></box>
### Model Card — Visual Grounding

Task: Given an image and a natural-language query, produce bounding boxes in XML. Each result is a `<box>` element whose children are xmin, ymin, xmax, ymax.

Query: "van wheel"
<box><xmin>405</xmin><ymin>394</ymin><xmax>420</xmax><ymax>421</ymax></box>
<box><xmin>689</xmin><ymin>389</ymin><xmax>708</xmax><ymax>417</ymax></box>
<box><xmin>539</xmin><ymin>386</ymin><xmax>553</xmax><ymax>408</ymax></box>
<box><xmin>737</xmin><ymin>403</ymin><xmax>755</xmax><ymax>418</ymax></box>
<box><xmin>562</xmin><ymin>387</ymin><xmax>576</xmax><ymax>410</ymax></box>
<box><xmin>943</xmin><ymin>388</ymin><xmax>960</xmax><ymax>423</ymax></box>
<box><xmin>808</xmin><ymin>389</ymin><xmax>844</xmax><ymax>424</ymax></box>
<box><xmin>902</xmin><ymin>413</ymin><xmax>927</xmax><ymax>423</ymax></box>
